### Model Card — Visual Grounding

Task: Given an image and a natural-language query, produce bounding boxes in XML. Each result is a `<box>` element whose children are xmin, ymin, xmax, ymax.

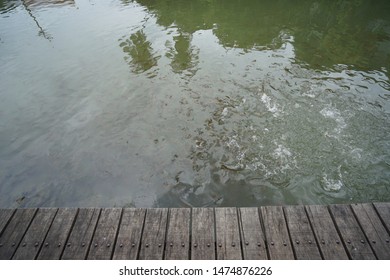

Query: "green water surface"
<box><xmin>0</xmin><ymin>0</ymin><xmax>389</xmax><ymax>208</ymax></box>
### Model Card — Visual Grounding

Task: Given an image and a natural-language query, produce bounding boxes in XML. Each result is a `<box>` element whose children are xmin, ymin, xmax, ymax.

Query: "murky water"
<box><xmin>1</xmin><ymin>0</ymin><xmax>390</xmax><ymax>208</ymax></box>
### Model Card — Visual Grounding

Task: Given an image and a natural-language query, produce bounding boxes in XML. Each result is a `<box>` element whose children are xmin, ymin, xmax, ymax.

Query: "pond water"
<box><xmin>1</xmin><ymin>0</ymin><xmax>390</xmax><ymax>208</ymax></box>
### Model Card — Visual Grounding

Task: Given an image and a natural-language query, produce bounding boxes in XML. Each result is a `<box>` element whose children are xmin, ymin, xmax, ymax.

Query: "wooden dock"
<box><xmin>0</xmin><ymin>203</ymin><xmax>389</xmax><ymax>260</ymax></box>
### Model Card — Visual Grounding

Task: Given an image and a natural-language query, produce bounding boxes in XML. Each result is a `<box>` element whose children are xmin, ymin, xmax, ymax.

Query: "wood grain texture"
<box><xmin>305</xmin><ymin>205</ymin><xmax>348</xmax><ymax>259</ymax></box>
<box><xmin>12</xmin><ymin>208</ymin><xmax>57</xmax><ymax>260</ymax></box>
<box><xmin>164</xmin><ymin>208</ymin><xmax>191</xmax><ymax>260</ymax></box>
<box><xmin>239</xmin><ymin>208</ymin><xmax>267</xmax><ymax>259</ymax></box>
<box><xmin>87</xmin><ymin>208</ymin><xmax>122</xmax><ymax>260</ymax></box>
<box><xmin>261</xmin><ymin>206</ymin><xmax>294</xmax><ymax>260</ymax></box>
<box><xmin>38</xmin><ymin>208</ymin><xmax>78</xmax><ymax>260</ymax></box>
<box><xmin>191</xmin><ymin>208</ymin><xmax>215</xmax><ymax>260</ymax></box>
<box><xmin>0</xmin><ymin>208</ymin><xmax>37</xmax><ymax>260</ymax></box>
<box><xmin>0</xmin><ymin>209</ymin><xmax>15</xmax><ymax>236</ymax></box>
<box><xmin>351</xmin><ymin>203</ymin><xmax>390</xmax><ymax>259</ymax></box>
<box><xmin>329</xmin><ymin>204</ymin><xmax>376</xmax><ymax>260</ymax></box>
<box><xmin>138</xmin><ymin>208</ymin><xmax>168</xmax><ymax>260</ymax></box>
<box><xmin>113</xmin><ymin>208</ymin><xmax>146</xmax><ymax>260</ymax></box>
<box><xmin>284</xmin><ymin>205</ymin><xmax>322</xmax><ymax>260</ymax></box>
<box><xmin>374</xmin><ymin>203</ymin><xmax>390</xmax><ymax>232</ymax></box>
<box><xmin>61</xmin><ymin>208</ymin><xmax>100</xmax><ymax>260</ymax></box>
<box><xmin>215</xmin><ymin>207</ymin><xmax>242</xmax><ymax>260</ymax></box>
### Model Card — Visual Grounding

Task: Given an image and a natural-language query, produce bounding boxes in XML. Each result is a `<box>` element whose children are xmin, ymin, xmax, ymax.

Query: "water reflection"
<box><xmin>119</xmin><ymin>30</ymin><xmax>160</xmax><ymax>75</ymax></box>
<box><xmin>0</xmin><ymin>0</ymin><xmax>389</xmax><ymax>208</ymax></box>
<box><xmin>166</xmin><ymin>32</ymin><xmax>199</xmax><ymax>76</ymax></box>
<box><xmin>131</xmin><ymin>0</ymin><xmax>390</xmax><ymax>71</ymax></box>
<box><xmin>23</xmin><ymin>0</ymin><xmax>75</xmax><ymax>9</ymax></box>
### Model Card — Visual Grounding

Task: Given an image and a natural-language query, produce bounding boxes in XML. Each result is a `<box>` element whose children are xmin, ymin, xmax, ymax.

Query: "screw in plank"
<box><xmin>257</xmin><ymin>242</ymin><xmax>261</xmax><ymax>247</ymax></box>
<box><xmin>45</xmin><ymin>243</ymin><xmax>49</xmax><ymax>247</ymax></box>
<box><xmin>372</xmin><ymin>240</ymin><xmax>376</xmax><ymax>244</ymax></box>
<box><xmin>58</xmin><ymin>243</ymin><xmax>62</xmax><ymax>247</ymax></box>
<box><xmin>181</xmin><ymin>243</ymin><xmax>185</xmax><ymax>248</ymax></box>
<box><xmin>245</xmin><ymin>241</ymin><xmax>249</xmax><ymax>245</ymax></box>
<box><xmin>308</xmin><ymin>240</ymin><xmax>312</xmax><ymax>244</ymax></box>
<box><xmin>94</xmin><ymin>243</ymin><xmax>98</xmax><ymax>247</ymax></box>
<box><xmin>22</xmin><ymin>243</ymin><xmax>26</xmax><ymax>247</ymax></box>
<box><xmin>119</xmin><ymin>243</ymin><xmax>123</xmax><ymax>248</ymax></box>
<box><xmin>336</xmin><ymin>240</ymin><xmax>340</xmax><ymax>244</ymax></box>
<box><xmin>131</xmin><ymin>243</ymin><xmax>135</xmax><ymax>247</ymax></box>
<box><xmin>81</xmin><ymin>242</ymin><xmax>85</xmax><ymax>247</ymax></box>
<box><xmin>218</xmin><ymin>243</ymin><xmax>222</xmax><ymax>247</ymax></box>
<box><xmin>170</xmin><ymin>242</ymin><xmax>173</xmax><ymax>247</ymax></box>
<box><xmin>321</xmin><ymin>240</ymin><xmax>325</xmax><ymax>244</ymax></box>
<box><xmin>270</xmin><ymin>242</ymin><xmax>274</xmax><ymax>246</ymax></box>
<box><xmin>386</xmin><ymin>239</ymin><xmax>389</xmax><ymax>243</ymax></box>
<box><xmin>231</xmin><ymin>242</ymin><xmax>235</xmax><ymax>247</ymax></box>
<box><xmin>206</xmin><ymin>243</ymin><xmax>210</xmax><ymax>247</ymax></box>
<box><xmin>194</xmin><ymin>243</ymin><xmax>198</xmax><ymax>248</ymax></box>
<box><xmin>12</xmin><ymin>243</ymin><xmax>16</xmax><ymax>247</ymax></box>
<box><xmin>34</xmin><ymin>242</ymin><xmax>39</xmax><ymax>247</ymax></box>
<box><xmin>283</xmin><ymin>242</ymin><xmax>287</xmax><ymax>246</ymax></box>
<box><xmin>107</xmin><ymin>243</ymin><xmax>110</xmax><ymax>248</ymax></box>
<box><xmin>145</xmin><ymin>243</ymin><xmax>149</xmax><ymax>248</ymax></box>
<box><xmin>158</xmin><ymin>243</ymin><xmax>162</xmax><ymax>248</ymax></box>
<box><xmin>296</xmin><ymin>240</ymin><xmax>300</xmax><ymax>244</ymax></box>
<box><xmin>360</xmin><ymin>240</ymin><xmax>365</xmax><ymax>244</ymax></box>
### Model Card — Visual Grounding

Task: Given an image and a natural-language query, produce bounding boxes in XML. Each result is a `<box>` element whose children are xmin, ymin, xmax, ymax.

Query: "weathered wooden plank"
<box><xmin>191</xmin><ymin>208</ymin><xmax>215</xmax><ymax>260</ymax></box>
<box><xmin>37</xmin><ymin>208</ymin><xmax>78</xmax><ymax>260</ymax></box>
<box><xmin>260</xmin><ymin>206</ymin><xmax>294</xmax><ymax>260</ymax></box>
<box><xmin>284</xmin><ymin>205</ymin><xmax>322</xmax><ymax>260</ymax></box>
<box><xmin>239</xmin><ymin>208</ymin><xmax>267</xmax><ymax>259</ymax></box>
<box><xmin>305</xmin><ymin>205</ymin><xmax>348</xmax><ymax>260</ymax></box>
<box><xmin>87</xmin><ymin>208</ymin><xmax>122</xmax><ymax>260</ymax></box>
<box><xmin>164</xmin><ymin>208</ymin><xmax>191</xmax><ymax>260</ymax></box>
<box><xmin>12</xmin><ymin>208</ymin><xmax>57</xmax><ymax>260</ymax></box>
<box><xmin>112</xmin><ymin>208</ymin><xmax>146</xmax><ymax>260</ymax></box>
<box><xmin>329</xmin><ymin>204</ymin><xmax>376</xmax><ymax>260</ymax></box>
<box><xmin>61</xmin><ymin>208</ymin><xmax>100</xmax><ymax>260</ymax></box>
<box><xmin>138</xmin><ymin>208</ymin><xmax>168</xmax><ymax>260</ymax></box>
<box><xmin>215</xmin><ymin>208</ymin><xmax>242</xmax><ymax>260</ymax></box>
<box><xmin>0</xmin><ymin>208</ymin><xmax>37</xmax><ymax>260</ymax></box>
<box><xmin>0</xmin><ymin>209</ymin><xmax>15</xmax><ymax>235</ymax></box>
<box><xmin>351</xmin><ymin>203</ymin><xmax>390</xmax><ymax>259</ymax></box>
<box><xmin>374</xmin><ymin>202</ymin><xmax>390</xmax><ymax>232</ymax></box>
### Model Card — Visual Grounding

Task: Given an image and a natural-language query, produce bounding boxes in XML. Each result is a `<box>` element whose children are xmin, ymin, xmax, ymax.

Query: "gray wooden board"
<box><xmin>0</xmin><ymin>209</ymin><xmax>15</xmax><ymax>236</ymax></box>
<box><xmin>0</xmin><ymin>208</ymin><xmax>37</xmax><ymax>260</ymax></box>
<box><xmin>61</xmin><ymin>208</ymin><xmax>100</xmax><ymax>260</ymax></box>
<box><xmin>87</xmin><ymin>208</ymin><xmax>122</xmax><ymax>260</ymax></box>
<box><xmin>138</xmin><ymin>208</ymin><xmax>168</xmax><ymax>260</ymax></box>
<box><xmin>284</xmin><ymin>206</ymin><xmax>322</xmax><ymax>260</ymax></box>
<box><xmin>260</xmin><ymin>206</ymin><xmax>294</xmax><ymax>260</ymax></box>
<box><xmin>215</xmin><ymin>208</ymin><xmax>242</xmax><ymax>260</ymax></box>
<box><xmin>239</xmin><ymin>208</ymin><xmax>267</xmax><ymax>260</ymax></box>
<box><xmin>351</xmin><ymin>203</ymin><xmax>390</xmax><ymax>259</ymax></box>
<box><xmin>38</xmin><ymin>208</ymin><xmax>78</xmax><ymax>260</ymax></box>
<box><xmin>329</xmin><ymin>204</ymin><xmax>376</xmax><ymax>260</ymax></box>
<box><xmin>164</xmin><ymin>208</ymin><xmax>191</xmax><ymax>260</ymax></box>
<box><xmin>112</xmin><ymin>208</ymin><xmax>146</xmax><ymax>260</ymax></box>
<box><xmin>305</xmin><ymin>205</ymin><xmax>348</xmax><ymax>260</ymax></box>
<box><xmin>374</xmin><ymin>203</ymin><xmax>390</xmax><ymax>232</ymax></box>
<box><xmin>13</xmin><ymin>208</ymin><xmax>57</xmax><ymax>260</ymax></box>
<box><xmin>191</xmin><ymin>208</ymin><xmax>215</xmax><ymax>260</ymax></box>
